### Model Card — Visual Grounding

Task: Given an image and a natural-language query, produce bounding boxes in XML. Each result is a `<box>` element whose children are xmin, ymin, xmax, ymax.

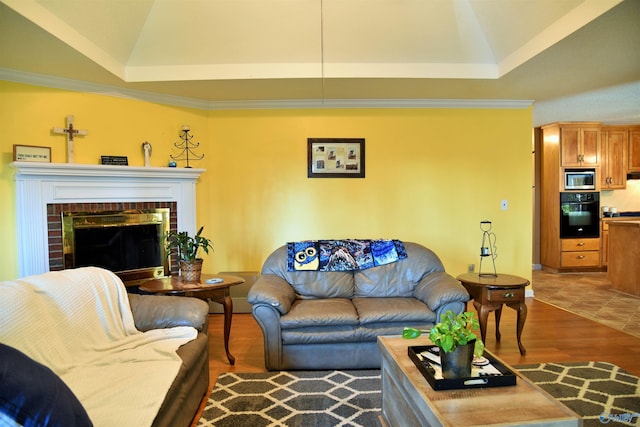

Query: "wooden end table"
<box><xmin>456</xmin><ymin>273</ymin><xmax>529</xmax><ymax>356</ymax></box>
<box><xmin>139</xmin><ymin>273</ymin><xmax>245</xmax><ymax>365</ymax></box>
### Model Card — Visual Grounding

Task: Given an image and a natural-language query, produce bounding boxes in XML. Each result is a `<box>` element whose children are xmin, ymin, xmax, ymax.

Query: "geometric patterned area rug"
<box><xmin>198</xmin><ymin>363</ymin><xmax>640</xmax><ymax>427</ymax></box>
<box><xmin>516</xmin><ymin>362</ymin><xmax>640</xmax><ymax>427</ymax></box>
<box><xmin>197</xmin><ymin>370</ymin><xmax>381</xmax><ymax>427</ymax></box>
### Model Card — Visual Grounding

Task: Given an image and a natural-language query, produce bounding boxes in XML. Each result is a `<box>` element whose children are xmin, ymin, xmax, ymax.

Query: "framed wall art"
<box><xmin>307</xmin><ymin>138</ymin><xmax>365</xmax><ymax>178</ymax></box>
<box><xmin>13</xmin><ymin>145</ymin><xmax>51</xmax><ymax>163</ymax></box>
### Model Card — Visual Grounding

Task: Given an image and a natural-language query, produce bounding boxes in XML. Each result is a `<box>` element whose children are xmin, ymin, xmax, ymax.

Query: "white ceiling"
<box><xmin>1</xmin><ymin>0</ymin><xmax>639</xmax><ymax>126</ymax></box>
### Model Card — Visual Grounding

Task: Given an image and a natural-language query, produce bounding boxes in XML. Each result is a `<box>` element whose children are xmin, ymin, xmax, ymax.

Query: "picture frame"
<box><xmin>307</xmin><ymin>138</ymin><xmax>365</xmax><ymax>178</ymax></box>
<box><xmin>13</xmin><ymin>144</ymin><xmax>51</xmax><ymax>163</ymax></box>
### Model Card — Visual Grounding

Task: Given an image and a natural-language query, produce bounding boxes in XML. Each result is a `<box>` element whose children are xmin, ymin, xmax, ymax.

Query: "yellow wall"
<box><xmin>0</xmin><ymin>80</ymin><xmax>533</xmax><ymax>281</ymax></box>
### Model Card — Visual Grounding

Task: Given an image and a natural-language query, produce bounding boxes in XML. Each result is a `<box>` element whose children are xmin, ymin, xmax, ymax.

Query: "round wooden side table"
<box><xmin>456</xmin><ymin>273</ymin><xmax>529</xmax><ymax>355</ymax></box>
<box><xmin>139</xmin><ymin>273</ymin><xmax>245</xmax><ymax>365</ymax></box>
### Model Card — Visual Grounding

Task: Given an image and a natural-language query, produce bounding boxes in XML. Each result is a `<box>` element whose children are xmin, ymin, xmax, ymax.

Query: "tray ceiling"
<box><xmin>1</xmin><ymin>0</ymin><xmax>639</xmax><ymax>125</ymax></box>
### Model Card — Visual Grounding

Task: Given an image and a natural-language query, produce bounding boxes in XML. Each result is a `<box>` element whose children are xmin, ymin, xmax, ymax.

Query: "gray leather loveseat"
<box><xmin>248</xmin><ymin>241</ymin><xmax>470</xmax><ymax>370</ymax></box>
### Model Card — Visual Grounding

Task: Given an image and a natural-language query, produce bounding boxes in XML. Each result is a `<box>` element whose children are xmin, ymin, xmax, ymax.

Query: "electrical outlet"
<box><xmin>501</xmin><ymin>200</ymin><xmax>508</xmax><ymax>210</ymax></box>
<box><xmin>468</xmin><ymin>263</ymin><xmax>475</xmax><ymax>273</ymax></box>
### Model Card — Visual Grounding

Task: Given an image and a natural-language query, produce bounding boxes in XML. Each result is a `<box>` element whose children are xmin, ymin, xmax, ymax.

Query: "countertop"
<box><xmin>601</xmin><ymin>216</ymin><xmax>640</xmax><ymax>222</ymax></box>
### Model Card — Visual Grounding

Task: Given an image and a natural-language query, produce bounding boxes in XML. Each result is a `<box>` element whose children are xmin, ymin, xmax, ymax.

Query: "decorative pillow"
<box><xmin>0</xmin><ymin>343</ymin><xmax>93</xmax><ymax>427</ymax></box>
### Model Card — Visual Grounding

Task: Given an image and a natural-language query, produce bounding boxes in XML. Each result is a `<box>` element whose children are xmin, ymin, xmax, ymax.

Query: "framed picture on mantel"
<box><xmin>13</xmin><ymin>145</ymin><xmax>51</xmax><ymax>163</ymax></box>
<box><xmin>307</xmin><ymin>138</ymin><xmax>365</xmax><ymax>178</ymax></box>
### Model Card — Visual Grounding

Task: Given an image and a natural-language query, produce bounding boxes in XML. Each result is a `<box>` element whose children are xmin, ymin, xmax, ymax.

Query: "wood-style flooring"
<box><xmin>191</xmin><ymin>272</ymin><xmax>640</xmax><ymax>425</ymax></box>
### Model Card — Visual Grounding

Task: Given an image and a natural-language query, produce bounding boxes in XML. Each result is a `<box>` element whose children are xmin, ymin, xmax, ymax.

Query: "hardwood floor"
<box><xmin>192</xmin><ymin>279</ymin><xmax>640</xmax><ymax>425</ymax></box>
<box><xmin>206</xmin><ymin>300</ymin><xmax>640</xmax><ymax>379</ymax></box>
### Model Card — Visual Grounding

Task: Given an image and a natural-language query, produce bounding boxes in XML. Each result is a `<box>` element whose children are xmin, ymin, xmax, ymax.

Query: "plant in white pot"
<box><xmin>164</xmin><ymin>226</ymin><xmax>213</xmax><ymax>282</ymax></box>
<box><xmin>429</xmin><ymin>310</ymin><xmax>485</xmax><ymax>379</ymax></box>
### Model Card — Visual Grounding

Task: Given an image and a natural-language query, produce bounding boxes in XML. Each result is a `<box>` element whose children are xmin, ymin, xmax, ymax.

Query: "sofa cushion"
<box><xmin>353</xmin><ymin>264</ymin><xmax>417</xmax><ymax>297</ymax></box>
<box><xmin>353</xmin><ymin>242</ymin><xmax>446</xmax><ymax>297</ymax></box>
<box><xmin>353</xmin><ymin>297</ymin><xmax>436</xmax><ymax>324</ymax></box>
<box><xmin>282</xmin><ymin>326</ymin><xmax>358</xmax><ymax>344</ymax></box>
<box><xmin>262</xmin><ymin>245</ymin><xmax>354</xmax><ymax>298</ymax></box>
<box><xmin>153</xmin><ymin>334</ymin><xmax>209</xmax><ymax>427</ymax></box>
<box><xmin>0</xmin><ymin>343</ymin><xmax>93</xmax><ymax>427</ymax></box>
<box><xmin>354</xmin><ymin>322</ymin><xmax>434</xmax><ymax>341</ymax></box>
<box><xmin>280</xmin><ymin>299</ymin><xmax>359</xmax><ymax>329</ymax></box>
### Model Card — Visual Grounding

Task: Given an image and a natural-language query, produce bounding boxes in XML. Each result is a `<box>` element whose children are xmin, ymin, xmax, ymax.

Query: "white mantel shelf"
<box><xmin>10</xmin><ymin>161</ymin><xmax>205</xmax><ymax>179</ymax></box>
<box><xmin>11</xmin><ymin>161</ymin><xmax>205</xmax><ymax>278</ymax></box>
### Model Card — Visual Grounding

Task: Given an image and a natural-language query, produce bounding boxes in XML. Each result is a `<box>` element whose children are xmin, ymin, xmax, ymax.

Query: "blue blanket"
<box><xmin>287</xmin><ymin>239</ymin><xmax>407</xmax><ymax>272</ymax></box>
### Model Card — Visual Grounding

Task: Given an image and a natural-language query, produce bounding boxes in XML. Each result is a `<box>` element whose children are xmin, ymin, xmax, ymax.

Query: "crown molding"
<box><xmin>206</xmin><ymin>98</ymin><xmax>533</xmax><ymax>110</ymax></box>
<box><xmin>0</xmin><ymin>67</ymin><xmax>210</xmax><ymax>110</ymax></box>
<box><xmin>1</xmin><ymin>67</ymin><xmax>533</xmax><ymax>111</ymax></box>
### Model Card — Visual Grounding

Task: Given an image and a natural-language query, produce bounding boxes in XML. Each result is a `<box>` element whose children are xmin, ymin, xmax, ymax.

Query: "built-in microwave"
<box><xmin>564</xmin><ymin>169</ymin><xmax>595</xmax><ymax>190</ymax></box>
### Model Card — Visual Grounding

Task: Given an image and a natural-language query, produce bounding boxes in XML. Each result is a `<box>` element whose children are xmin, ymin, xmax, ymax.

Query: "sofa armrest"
<box><xmin>128</xmin><ymin>294</ymin><xmax>210</xmax><ymax>333</ymax></box>
<box><xmin>414</xmin><ymin>271</ymin><xmax>470</xmax><ymax>312</ymax></box>
<box><xmin>247</xmin><ymin>274</ymin><xmax>296</xmax><ymax>315</ymax></box>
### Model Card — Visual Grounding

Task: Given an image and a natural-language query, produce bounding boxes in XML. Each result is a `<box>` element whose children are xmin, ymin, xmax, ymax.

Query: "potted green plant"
<box><xmin>164</xmin><ymin>226</ymin><xmax>213</xmax><ymax>282</ymax></box>
<box><xmin>429</xmin><ymin>310</ymin><xmax>485</xmax><ymax>378</ymax></box>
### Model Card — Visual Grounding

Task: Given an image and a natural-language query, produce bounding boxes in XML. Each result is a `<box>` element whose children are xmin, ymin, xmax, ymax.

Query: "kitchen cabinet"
<box><xmin>600</xmin><ymin>128</ymin><xmax>627</xmax><ymax>189</ymax></box>
<box><xmin>601</xmin><ymin>222</ymin><xmax>608</xmax><ymax>266</ymax></box>
<box><xmin>560</xmin><ymin>238</ymin><xmax>600</xmax><ymax>268</ymax></box>
<box><xmin>601</xmin><ymin>216</ymin><xmax>640</xmax><ymax>267</ymax></box>
<box><xmin>540</xmin><ymin>121</ymin><xmax>640</xmax><ymax>272</ymax></box>
<box><xmin>629</xmin><ymin>129</ymin><xmax>640</xmax><ymax>172</ymax></box>
<box><xmin>608</xmin><ymin>221</ymin><xmax>640</xmax><ymax>297</ymax></box>
<box><xmin>539</xmin><ymin>123</ymin><xmax>604</xmax><ymax>272</ymax></box>
<box><xmin>560</xmin><ymin>125</ymin><xmax>600</xmax><ymax>167</ymax></box>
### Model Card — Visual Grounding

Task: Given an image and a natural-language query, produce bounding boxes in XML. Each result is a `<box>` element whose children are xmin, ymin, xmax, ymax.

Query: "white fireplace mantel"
<box><xmin>11</xmin><ymin>162</ymin><xmax>205</xmax><ymax>278</ymax></box>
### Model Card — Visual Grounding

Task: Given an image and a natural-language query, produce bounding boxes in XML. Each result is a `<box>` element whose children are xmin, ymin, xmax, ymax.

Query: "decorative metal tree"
<box><xmin>170</xmin><ymin>126</ymin><xmax>203</xmax><ymax>168</ymax></box>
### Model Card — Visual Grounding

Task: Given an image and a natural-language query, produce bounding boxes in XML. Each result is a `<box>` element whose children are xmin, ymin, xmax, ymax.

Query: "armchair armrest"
<box><xmin>128</xmin><ymin>294</ymin><xmax>210</xmax><ymax>333</ymax></box>
<box><xmin>414</xmin><ymin>271</ymin><xmax>470</xmax><ymax>311</ymax></box>
<box><xmin>247</xmin><ymin>274</ymin><xmax>295</xmax><ymax>315</ymax></box>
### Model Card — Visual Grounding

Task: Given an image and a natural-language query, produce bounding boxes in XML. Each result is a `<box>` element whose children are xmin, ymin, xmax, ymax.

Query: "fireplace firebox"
<box><xmin>62</xmin><ymin>208</ymin><xmax>170</xmax><ymax>284</ymax></box>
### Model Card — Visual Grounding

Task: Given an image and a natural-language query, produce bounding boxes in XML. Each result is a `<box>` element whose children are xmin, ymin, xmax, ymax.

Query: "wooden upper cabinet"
<box><xmin>560</xmin><ymin>128</ymin><xmax>580</xmax><ymax>167</ymax></box>
<box><xmin>581</xmin><ymin>129</ymin><xmax>600</xmax><ymax>165</ymax></box>
<box><xmin>560</xmin><ymin>126</ymin><xmax>600</xmax><ymax>167</ymax></box>
<box><xmin>629</xmin><ymin>129</ymin><xmax>640</xmax><ymax>172</ymax></box>
<box><xmin>600</xmin><ymin>128</ymin><xmax>627</xmax><ymax>189</ymax></box>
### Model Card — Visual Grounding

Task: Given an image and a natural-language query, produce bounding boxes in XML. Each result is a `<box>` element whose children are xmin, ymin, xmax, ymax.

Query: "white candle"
<box><xmin>182</xmin><ymin>125</ymin><xmax>190</xmax><ymax>131</ymax></box>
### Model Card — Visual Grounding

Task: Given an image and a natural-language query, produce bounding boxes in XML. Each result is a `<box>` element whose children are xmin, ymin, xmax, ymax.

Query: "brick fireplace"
<box><xmin>48</xmin><ymin>201</ymin><xmax>177</xmax><ymax>271</ymax></box>
<box><xmin>11</xmin><ymin>162</ymin><xmax>205</xmax><ymax>278</ymax></box>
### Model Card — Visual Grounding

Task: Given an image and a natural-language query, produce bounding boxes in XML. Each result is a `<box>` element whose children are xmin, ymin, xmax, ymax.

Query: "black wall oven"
<box><xmin>560</xmin><ymin>192</ymin><xmax>600</xmax><ymax>238</ymax></box>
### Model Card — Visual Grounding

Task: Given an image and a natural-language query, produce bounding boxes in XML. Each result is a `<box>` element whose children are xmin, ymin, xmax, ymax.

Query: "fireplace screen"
<box><xmin>62</xmin><ymin>209</ymin><xmax>170</xmax><ymax>284</ymax></box>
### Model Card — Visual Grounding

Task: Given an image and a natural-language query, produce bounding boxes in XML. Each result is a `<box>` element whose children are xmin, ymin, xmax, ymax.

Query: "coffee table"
<box><xmin>378</xmin><ymin>336</ymin><xmax>580</xmax><ymax>427</ymax></box>
<box><xmin>139</xmin><ymin>273</ymin><xmax>244</xmax><ymax>365</ymax></box>
<box><xmin>457</xmin><ymin>273</ymin><xmax>529</xmax><ymax>355</ymax></box>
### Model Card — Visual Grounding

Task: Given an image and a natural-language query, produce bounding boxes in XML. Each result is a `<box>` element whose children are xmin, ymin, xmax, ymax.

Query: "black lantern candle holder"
<box><xmin>479</xmin><ymin>220</ymin><xmax>497</xmax><ymax>277</ymax></box>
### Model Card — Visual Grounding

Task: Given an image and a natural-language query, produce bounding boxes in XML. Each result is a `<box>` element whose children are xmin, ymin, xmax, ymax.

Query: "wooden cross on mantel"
<box><xmin>51</xmin><ymin>115</ymin><xmax>88</xmax><ymax>163</ymax></box>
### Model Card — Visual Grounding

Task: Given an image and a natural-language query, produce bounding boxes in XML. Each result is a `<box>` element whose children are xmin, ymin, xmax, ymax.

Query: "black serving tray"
<box><xmin>408</xmin><ymin>345</ymin><xmax>517</xmax><ymax>391</ymax></box>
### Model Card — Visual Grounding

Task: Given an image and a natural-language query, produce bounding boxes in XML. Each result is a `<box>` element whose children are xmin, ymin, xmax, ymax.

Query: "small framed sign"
<box><xmin>13</xmin><ymin>145</ymin><xmax>52</xmax><ymax>163</ymax></box>
<box><xmin>101</xmin><ymin>155</ymin><xmax>129</xmax><ymax>166</ymax></box>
